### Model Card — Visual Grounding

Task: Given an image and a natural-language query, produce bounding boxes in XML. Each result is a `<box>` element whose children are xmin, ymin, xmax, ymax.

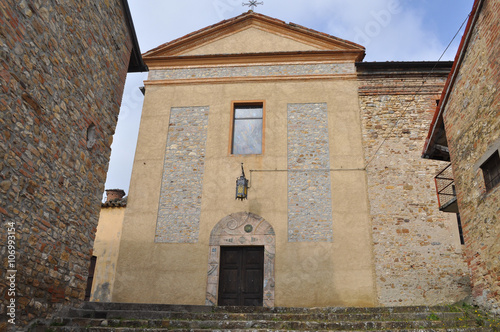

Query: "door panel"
<box><xmin>220</xmin><ymin>268</ymin><xmax>238</xmax><ymax>294</ymax></box>
<box><xmin>222</xmin><ymin>248</ymin><xmax>240</xmax><ymax>264</ymax></box>
<box><xmin>245</xmin><ymin>249</ymin><xmax>263</xmax><ymax>264</ymax></box>
<box><xmin>244</xmin><ymin>269</ymin><xmax>263</xmax><ymax>293</ymax></box>
<box><xmin>218</xmin><ymin>246</ymin><xmax>264</xmax><ymax>306</ymax></box>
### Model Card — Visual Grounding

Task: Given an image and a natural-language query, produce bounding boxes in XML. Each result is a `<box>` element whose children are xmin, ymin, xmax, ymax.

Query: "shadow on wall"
<box><xmin>92</xmin><ymin>282</ymin><xmax>111</xmax><ymax>302</ymax></box>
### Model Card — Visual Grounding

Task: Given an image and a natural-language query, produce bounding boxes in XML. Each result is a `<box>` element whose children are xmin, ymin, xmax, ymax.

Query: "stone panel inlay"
<box><xmin>150</xmin><ymin>63</ymin><xmax>355</xmax><ymax>81</ymax></box>
<box><xmin>287</xmin><ymin>103</ymin><xmax>333</xmax><ymax>242</ymax></box>
<box><xmin>206</xmin><ymin>212</ymin><xmax>275</xmax><ymax>307</ymax></box>
<box><xmin>155</xmin><ymin>106</ymin><xmax>209</xmax><ymax>243</ymax></box>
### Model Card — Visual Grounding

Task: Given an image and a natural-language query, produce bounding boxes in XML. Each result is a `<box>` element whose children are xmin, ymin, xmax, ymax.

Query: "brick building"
<box><xmin>110</xmin><ymin>11</ymin><xmax>469</xmax><ymax>308</ymax></box>
<box><xmin>423</xmin><ymin>0</ymin><xmax>500</xmax><ymax>314</ymax></box>
<box><xmin>0</xmin><ymin>0</ymin><xmax>146</xmax><ymax>328</ymax></box>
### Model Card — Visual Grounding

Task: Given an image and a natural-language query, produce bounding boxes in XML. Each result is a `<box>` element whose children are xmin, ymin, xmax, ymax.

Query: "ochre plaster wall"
<box><xmin>90</xmin><ymin>207</ymin><xmax>126</xmax><ymax>302</ymax></box>
<box><xmin>181</xmin><ymin>27</ymin><xmax>323</xmax><ymax>56</ymax></box>
<box><xmin>112</xmin><ymin>77</ymin><xmax>378</xmax><ymax>307</ymax></box>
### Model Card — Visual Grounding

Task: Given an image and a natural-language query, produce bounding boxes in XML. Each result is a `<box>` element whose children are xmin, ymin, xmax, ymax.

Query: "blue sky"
<box><xmin>104</xmin><ymin>0</ymin><xmax>474</xmax><ymax>198</ymax></box>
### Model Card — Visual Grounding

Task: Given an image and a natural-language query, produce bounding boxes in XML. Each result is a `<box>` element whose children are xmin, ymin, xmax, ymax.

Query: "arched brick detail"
<box><xmin>206</xmin><ymin>212</ymin><xmax>275</xmax><ymax>307</ymax></box>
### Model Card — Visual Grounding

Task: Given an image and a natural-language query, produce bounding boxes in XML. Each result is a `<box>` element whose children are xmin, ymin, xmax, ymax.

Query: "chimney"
<box><xmin>105</xmin><ymin>189</ymin><xmax>126</xmax><ymax>202</ymax></box>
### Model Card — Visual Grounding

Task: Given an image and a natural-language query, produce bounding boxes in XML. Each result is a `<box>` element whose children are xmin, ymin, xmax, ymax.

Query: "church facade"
<box><xmin>111</xmin><ymin>12</ymin><xmax>469</xmax><ymax>307</ymax></box>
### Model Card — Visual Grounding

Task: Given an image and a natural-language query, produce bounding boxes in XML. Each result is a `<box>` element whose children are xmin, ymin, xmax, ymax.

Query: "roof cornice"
<box><xmin>120</xmin><ymin>0</ymin><xmax>148</xmax><ymax>72</ymax></box>
<box><xmin>422</xmin><ymin>0</ymin><xmax>484</xmax><ymax>159</ymax></box>
<box><xmin>143</xmin><ymin>11</ymin><xmax>365</xmax><ymax>62</ymax></box>
<box><xmin>146</xmin><ymin>50</ymin><xmax>364</xmax><ymax>69</ymax></box>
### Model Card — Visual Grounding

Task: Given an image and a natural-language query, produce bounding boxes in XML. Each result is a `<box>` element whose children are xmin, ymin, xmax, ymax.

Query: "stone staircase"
<box><xmin>31</xmin><ymin>302</ymin><xmax>499</xmax><ymax>331</ymax></box>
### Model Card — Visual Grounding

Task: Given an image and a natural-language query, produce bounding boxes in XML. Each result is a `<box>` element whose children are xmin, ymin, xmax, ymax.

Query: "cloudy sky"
<box><xmin>104</xmin><ymin>0</ymin><xmax>474</xmax><ymax>198</ymax></box>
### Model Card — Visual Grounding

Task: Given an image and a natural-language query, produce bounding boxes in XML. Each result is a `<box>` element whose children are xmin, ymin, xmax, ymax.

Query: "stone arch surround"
<box><xmin>206</xmin><ymin>212</ymin><xmax>275</xmax><ymax>307</ymax></box>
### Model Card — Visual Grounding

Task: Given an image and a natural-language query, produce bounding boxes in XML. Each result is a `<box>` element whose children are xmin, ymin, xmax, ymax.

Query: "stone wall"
<box><xmin>149</xmin><ymin>63</ymin><xmax>355</xmax><ymax>81</ymax></box>
<box><xmin>287</xmin><ymin>103</ymin><xmax>333</xmax><ymax>242</ymax></box>
<box><xmin>0</xmin><ymin>0</ymin><xmax>133</xmax><ymax>327</ymax></box>
<box><xmin>357</xmin><ymin>63</ymin><xmax>471</xmax><ymax>306</ymax></box>
<box><xmin>441</xmin><ymin>0</ymin><xmax>500</xmax><ymax>314</ymax></box>
<box><xmin>156</xmin><ymin>106</ymin><xmax>210</xmax><ymax>243</ymax></box>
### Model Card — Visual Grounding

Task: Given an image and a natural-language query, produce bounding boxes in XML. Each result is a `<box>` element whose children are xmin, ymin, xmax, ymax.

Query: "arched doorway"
<box><xmin>206</xmin><ymin>212</ymin><xmax>275</xmax><ymax>307</ymax></box>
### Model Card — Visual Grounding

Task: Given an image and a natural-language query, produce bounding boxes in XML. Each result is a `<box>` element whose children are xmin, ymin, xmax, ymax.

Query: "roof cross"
<box><xmin>243</xmin><ymin>0</ymin><xmax>264</xmax><ymax>11</ymax></box>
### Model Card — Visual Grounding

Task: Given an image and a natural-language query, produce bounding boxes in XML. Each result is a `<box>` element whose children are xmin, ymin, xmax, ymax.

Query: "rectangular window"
<box><xmin>481</xmin><ymin>150</ymin><xmax>500</xmax><ymax>192</ymax></box>
<box><xmin>231</xmin><ymin>103</ymin><xmax>263</xmax><ymax>155</ymax></box>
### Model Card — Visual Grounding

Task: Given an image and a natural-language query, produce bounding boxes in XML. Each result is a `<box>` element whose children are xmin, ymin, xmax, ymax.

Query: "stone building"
<box><xmin>423</xmin><ymin>0</ymin><xmax>500</xmax><ymax>314</ymax></box>
<box><xmin>111</xmin><ymin>11</ymin><xmax>469</xmax><ymax>308</ymax></box>
<box><xmin>0</xmin><ymin>0</ymin><xmax>146</xmax><ymax>328</ymax></box>
<box><xmin>357</xmin><ymin>62</ymin><xmax>470</xmax><ymax>306</ymax></box>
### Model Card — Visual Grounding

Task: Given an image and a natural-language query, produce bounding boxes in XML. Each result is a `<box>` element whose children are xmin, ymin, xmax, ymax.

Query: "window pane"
<box><xmin>234</xmin><ymin>107</ymin><xmax>262</xmax><ymax>119</ymax></box>
<box><xmin>232</xmin><ymin>119</ymin><xmax>262</xmax><ymax>155</ymax></box>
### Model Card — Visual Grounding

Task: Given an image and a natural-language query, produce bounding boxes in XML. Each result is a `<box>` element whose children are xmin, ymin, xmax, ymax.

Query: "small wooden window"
<box><xmin>481</xmin><ymin>151</ymin><xmax>500</xmax><ymax>192</ymax></box>
<box><xmin>231</xmin><ymin>103</ymin><xmax>263</xmax><ymax>155</ymax></box>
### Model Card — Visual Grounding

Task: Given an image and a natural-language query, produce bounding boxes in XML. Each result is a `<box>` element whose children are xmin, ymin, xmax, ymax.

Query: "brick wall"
<box><xmin>442</xmin><ymin>0</ymin><xmax>500</xmax><ymax>314</ymax></box>
<box><xmin>357</xmin><ymin>63</ymin><xmax>471</xmax><ymax>306</ymax></box>
<box><xmin>0</xmin><ymin>0</ymin><xmax>133</xmax><ymax>326</ymax></box>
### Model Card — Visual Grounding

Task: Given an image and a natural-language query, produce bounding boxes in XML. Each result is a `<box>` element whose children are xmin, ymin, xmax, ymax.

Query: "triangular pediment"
<box><xmin>180</xmin><ymin>26</ymin><xmax>325</xmax><ymax>56</ymax></box>
<box><xmin>144</xmin><ymin>12</ymin><xmax>365</xmax><ymax>66</ymax></box>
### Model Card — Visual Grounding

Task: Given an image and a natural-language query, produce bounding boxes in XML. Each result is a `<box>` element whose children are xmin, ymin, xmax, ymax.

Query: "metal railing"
<box><xmin>434</xmin><ymin>163</ymin><xmax>457</xmax><ymax>211</ymax></box>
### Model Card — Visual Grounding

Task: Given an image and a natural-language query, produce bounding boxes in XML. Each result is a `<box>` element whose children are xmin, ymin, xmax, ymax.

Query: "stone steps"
<box><xmin>66</xmin><ymin>308</ymin><xmax>465</xmax><ymax>322</ymax></box>
<box><xmin>41</xmin><ymin>330</ymin><xmax>491</xmax><ymax>332</ymax></box>
<box><xmin>49</xmin><ymin>330</ymin><xmax>490</xmax><ymax>332</ymax></box>
<box><xmin>79</xmin><ymin>302</ymin><xmax>454</xmax><ymax>313</ymax></box>
<box><xmin>31</xmin><ymin>302</ymin><xmax>495</xmax><ymax>331</ymax></box>
<box><xmin>45</xmin><ymin>318</ymin><xmax>482</xmax><ymax>330</ymax></box>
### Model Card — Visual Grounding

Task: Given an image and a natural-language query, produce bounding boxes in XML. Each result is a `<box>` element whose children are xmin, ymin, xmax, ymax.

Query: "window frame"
<box><xmin>229</xmin><ymin>100</ymin><xmax>266</xmax><ymax>156</ymax></box>
<box><xmin>480</xmin><ymin>150</ymin><xmax>500</xmax><ymax>192</ymax></box>
<box><xmin>473</xmin><ymin>138</ymin><xmax>500</xmax><ymax>194</ymax></box>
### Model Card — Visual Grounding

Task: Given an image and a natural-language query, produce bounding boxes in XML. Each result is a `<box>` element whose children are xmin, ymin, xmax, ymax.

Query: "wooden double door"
<box><xmin>218</xmin><ymin>246</ymin><xmax>264</xmax><ymax>306</ymax></box>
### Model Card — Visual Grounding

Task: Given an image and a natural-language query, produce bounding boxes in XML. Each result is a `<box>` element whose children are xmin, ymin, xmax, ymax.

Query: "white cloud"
<box><xmin>129</xmin><ymin>0</ymin><xmax>469</xmax><ymax>59</ymax></box>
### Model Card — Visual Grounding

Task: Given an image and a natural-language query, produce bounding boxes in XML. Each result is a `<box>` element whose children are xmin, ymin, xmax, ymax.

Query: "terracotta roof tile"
<box><xmin>102</xmin><ymin>196</ymin><xmax>127</xmax><ymax>208</ymax></box>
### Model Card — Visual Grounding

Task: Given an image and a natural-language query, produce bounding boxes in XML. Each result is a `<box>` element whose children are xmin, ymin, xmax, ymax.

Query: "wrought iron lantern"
<box><xmin>235</xmin><ymin>163</ymin><xmax>248</xmax><ymax>200</ymax></box>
